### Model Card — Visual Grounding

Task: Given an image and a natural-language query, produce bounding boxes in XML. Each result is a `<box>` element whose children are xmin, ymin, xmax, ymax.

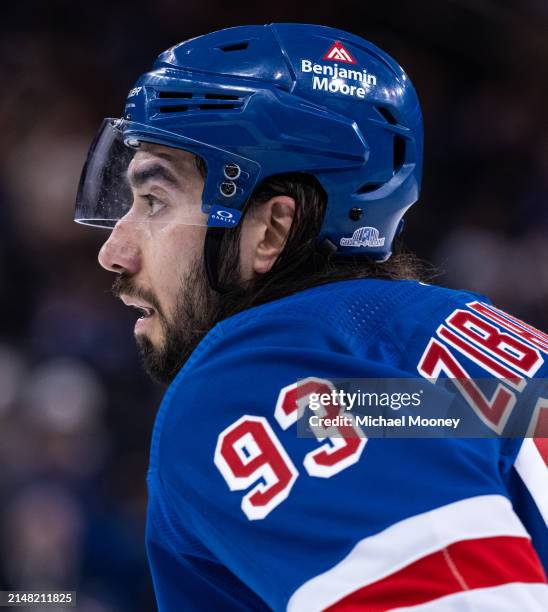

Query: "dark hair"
<box><xmin>195</xmin><ymin>159</ymin><xmax>430</xmax><ymax>319</ymax></box>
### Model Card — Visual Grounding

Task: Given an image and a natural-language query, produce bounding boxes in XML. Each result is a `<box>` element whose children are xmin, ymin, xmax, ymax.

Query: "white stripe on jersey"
<box><xmin>287</xmin><ymin>494</ymin><xmax>529</xmax><ymax>612</ymax></box>
<box><xmin>515</xmin><ymin>438</ymin><xmax>548</xmax><ymax>526</ymax></box>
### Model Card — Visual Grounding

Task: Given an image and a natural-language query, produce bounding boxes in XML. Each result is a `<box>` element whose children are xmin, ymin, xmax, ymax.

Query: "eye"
<box><xmin>144</xmin><ymin>194</ymin><xmax>165</xmax><ymax>216</ymax></box>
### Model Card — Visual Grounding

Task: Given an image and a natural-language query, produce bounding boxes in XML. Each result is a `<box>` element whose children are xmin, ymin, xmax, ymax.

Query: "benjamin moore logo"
<box><xmin>340</xmin><ymin>226</ymin><xmax>386</xmax><ymax>248</ymax></box>
<box><xmin>300</xmin><ymin>41</ymin><xmax>377</xmax><ymax>100</ymax></box>
<box><xmin>323</xmin><ymin>41</ymin><xmax>356</xmax><ymax>65</ymax></box>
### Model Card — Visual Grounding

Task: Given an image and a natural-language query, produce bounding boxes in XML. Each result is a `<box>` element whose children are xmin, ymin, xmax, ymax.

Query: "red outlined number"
<box><xmin>274</xmin><ymin>377</ymin><xmax>329</xmax><ymax>429</ymax></box>
<box><xmin>216</xmin><ymin>378</ymin><xmax>367</xmax><ymax>519</ymax></box>
<box><xmin>214</xmin><ymin>416</ymin><xmax>298</xmax><ymax>520</ymax></box>
<box><xmin>275</xmin><ymin>377</ymin><xmax>366</xmax><ymax>478</ymax></box>
<box><xmin>418</xmin><ymin>338</ymin><xmax>515</xmax><ymax>433</ymax></box>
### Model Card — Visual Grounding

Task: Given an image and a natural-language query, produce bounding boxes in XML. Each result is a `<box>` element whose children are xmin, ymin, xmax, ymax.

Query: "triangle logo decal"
<box><xmin>322</xmin><ymin>41</ymin><xmax>357</xmax><ymax>64</ymax></box>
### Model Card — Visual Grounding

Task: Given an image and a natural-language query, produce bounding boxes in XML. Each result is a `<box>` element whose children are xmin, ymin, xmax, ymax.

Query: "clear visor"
<box><xmin>75</xmin><ymin>118</ymin><xmax>209</xmax><ymax>228</ymax></box>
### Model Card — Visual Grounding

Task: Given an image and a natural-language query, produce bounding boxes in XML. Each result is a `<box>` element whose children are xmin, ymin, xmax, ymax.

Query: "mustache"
<box><xmin>111</xmin><ymin>273</ymin><xmax>163</xmax><ymax>316</ymax></box>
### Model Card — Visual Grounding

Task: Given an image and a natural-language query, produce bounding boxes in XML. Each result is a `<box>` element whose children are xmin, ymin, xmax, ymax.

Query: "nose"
<box><xmin>98</xmin><ymin>221</ymin><xmax>141</xmax><ymax>275</ymax></box>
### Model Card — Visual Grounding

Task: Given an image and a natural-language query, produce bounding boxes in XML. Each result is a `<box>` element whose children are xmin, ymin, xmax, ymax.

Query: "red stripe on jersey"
<box><xmin>534</xmin><ymin>438</ymin><xmax>548</xmax><ymax>467</ymax></box>
<box><xmin>327</xmin><ymin>536</ymin><xmax>547</xmax><ymax>611</ymax></box>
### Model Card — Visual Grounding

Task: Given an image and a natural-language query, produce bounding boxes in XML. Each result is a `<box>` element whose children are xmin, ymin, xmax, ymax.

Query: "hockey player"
<box><xmin>75</xmin><ymin>24</ymin><xmax>548</xmax><ymax>611</ymax></box>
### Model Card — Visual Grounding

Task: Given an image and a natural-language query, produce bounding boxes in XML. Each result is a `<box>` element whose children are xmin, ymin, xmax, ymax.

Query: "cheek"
<box><xmin>148</xmin><ymin>224</ymin><xmax>207</xmax><ymax>298</ymax></box>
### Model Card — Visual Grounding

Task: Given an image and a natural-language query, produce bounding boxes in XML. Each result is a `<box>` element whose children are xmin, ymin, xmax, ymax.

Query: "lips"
<box><xmin>120</xmin><ymin>295</ymin><xmax>156</xmax><ymax>319</ymax></box>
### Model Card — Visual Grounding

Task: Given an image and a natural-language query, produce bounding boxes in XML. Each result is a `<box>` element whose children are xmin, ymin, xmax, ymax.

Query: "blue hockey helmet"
<box><xmin>76</xmin><ymin>23</ymin><xmax>423</xmax><ymax>273</ymax></box>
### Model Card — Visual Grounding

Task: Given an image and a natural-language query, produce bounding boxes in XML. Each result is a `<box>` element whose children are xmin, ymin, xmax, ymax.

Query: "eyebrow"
<box><xmin>128</xmin><ymin>163</ymin><xmax>180</xmax><ymax>188</ymax></box>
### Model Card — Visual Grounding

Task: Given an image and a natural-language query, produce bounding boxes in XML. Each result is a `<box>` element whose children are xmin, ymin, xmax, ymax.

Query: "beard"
<box><xmin>112</xmin><ymin>255</ymin><xmax>220</xmax><ymax>386</ymax></box>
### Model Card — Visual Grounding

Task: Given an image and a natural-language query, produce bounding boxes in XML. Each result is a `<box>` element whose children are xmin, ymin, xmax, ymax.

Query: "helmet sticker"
<box><xmin>301</xmin><ymin>42</ymin><xmax>377</xmax><ymax>100</ymax></box>
<box><xmin>322</xmin><ymin>41</ymin><xmax>356</xmax><ymax>64</ymax></box>
<box><xmin>207</xmin><ymin>205</ymin><xmax>241</xmax><ymax>228</ymax></box>
<box><xmin>340</xmin><ymin>227</ymin><xmax>386</xmax><ymax>248</ymax></box>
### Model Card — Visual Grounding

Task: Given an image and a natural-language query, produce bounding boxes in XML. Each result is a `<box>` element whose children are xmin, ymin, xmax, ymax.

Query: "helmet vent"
<box><xmin>204</xmin><ymin>93</ymin><xmax>240</xmax><ymax>101</ymax></box>
<box><xmin>218</xmin><ymin>41</ymin><xmax>249</xmax><ymax>52</ymax></box>
<box><xmin>375</xmin><ymin>106</ymin><xmax>398</xmax><ymax>125</ymax></box>
<box><xmin>159</xmin><ymin>105</ymin><xmax>189</xmax><ymax>113</ymax></box>
<box><xmin>155</xmin><ymin>90</ymin><xmax>245</xmax><ymax>114</ymax></box>
<box><xmin>158</xmin><ymin>91</ymin><xmax>192</xmax><ymax>99</ymax></box>
<box><xmin>199</xmin><ymin>104</ymin><xmax>236</xmax><ymax>110</ymax></box>
<box><xmin>393</xmin><ymin>135</ymin><xmax>406</xmax><ymax>172</ymax></box>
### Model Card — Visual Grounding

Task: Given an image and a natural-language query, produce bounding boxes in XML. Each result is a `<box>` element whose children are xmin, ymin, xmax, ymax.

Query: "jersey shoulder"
<box><xmin>216</xmin><ymin>278</ymin><xmax>488</xmax><ymax>354</ymax></box>
<box><xmin>208</xmin><ymin>278</ymin><xmax>494</xmax><ymax>376</ymax></box>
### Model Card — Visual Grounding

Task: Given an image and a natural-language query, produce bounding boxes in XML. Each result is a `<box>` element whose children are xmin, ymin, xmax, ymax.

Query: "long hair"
<box><xmin>196</xmin><ymin>160</ymin><xmax>431</xmax><ymax>321</ymax></box>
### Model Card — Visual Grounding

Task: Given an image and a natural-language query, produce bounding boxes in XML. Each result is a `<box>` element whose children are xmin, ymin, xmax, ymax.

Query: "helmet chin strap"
<box><xmin>204</xmin><ymin>226</ymin><xmax>229</xmax><ymax>294</ymax></box>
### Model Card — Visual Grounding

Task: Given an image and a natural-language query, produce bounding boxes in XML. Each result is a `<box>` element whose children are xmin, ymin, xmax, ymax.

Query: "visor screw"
<box><xmin>349</xmin><ymin>207</ymin><xmax>363</xmax><ymax>221</ymax></box>
<box><xmin>125</xmin><ymin>113</ymin><xmax>132</xmax><ymax>120</ymax></box>
<box><xmin>223</xmin><ymin>163</ymin><xmax>241</xmax><ymax>180</ymax></box>
<box><xmin>220</xmin><ymin>181</ymin><xmax>237</xmax><ymax>197</ymax></box>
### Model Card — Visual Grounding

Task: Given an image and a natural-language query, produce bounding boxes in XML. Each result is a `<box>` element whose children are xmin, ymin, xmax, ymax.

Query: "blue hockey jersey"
<box><xmin>146</xmin><ymin>279</ymin><xmax>548</xmax><ymax>611</ymax></box>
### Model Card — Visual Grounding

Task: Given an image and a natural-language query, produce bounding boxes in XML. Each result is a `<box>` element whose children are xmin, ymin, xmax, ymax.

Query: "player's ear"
<box><xmin>239</xmin><ymin>195</ymin><xmax>296</xmax><ymax>279</ymax></box>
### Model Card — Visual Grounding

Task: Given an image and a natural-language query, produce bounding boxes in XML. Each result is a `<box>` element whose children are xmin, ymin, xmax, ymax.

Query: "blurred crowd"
<box><xmin>0</xmin><ymin>1</ymin><xmax>547</xmax><ymax>610</ymax></box>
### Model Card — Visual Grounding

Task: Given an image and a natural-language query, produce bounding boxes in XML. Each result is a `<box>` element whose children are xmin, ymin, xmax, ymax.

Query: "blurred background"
<box><xmin>0</xmin><ymin>0</ymin><xmax>547</xmax><ymax>609</ymax></box>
